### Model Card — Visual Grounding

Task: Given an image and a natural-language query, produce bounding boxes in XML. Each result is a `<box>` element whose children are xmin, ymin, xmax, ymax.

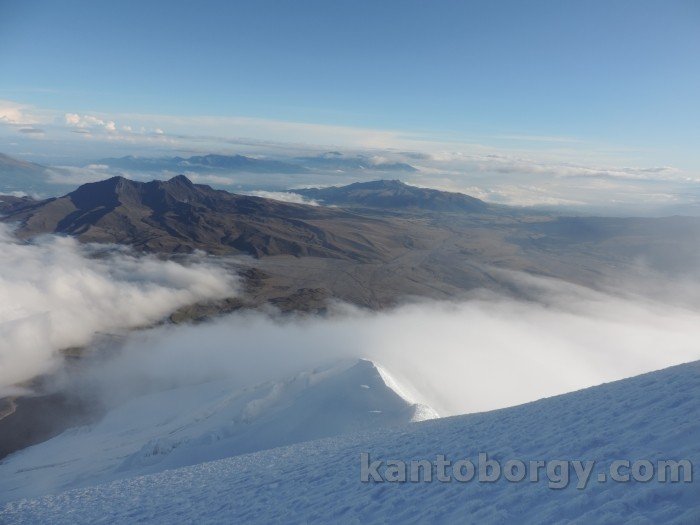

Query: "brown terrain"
<box><xmin>3</xmin><ymin>175</ymin><xmax>700</xmax><ymax>311</ymax></box>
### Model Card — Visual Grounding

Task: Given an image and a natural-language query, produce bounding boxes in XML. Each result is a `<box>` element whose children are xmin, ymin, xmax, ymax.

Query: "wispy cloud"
<box><xmin>17</xmin><ymin>127</ymin><xmax>44</xmax><ymax>135</ymax></box>
<box><xmin>244</xmin><ymin>190</ymin><xmax>320</xmax><ymax>206</ymax></box>
<box><xmin>0</xmin><ymin>226</ymin><xmax>239</xmax><ymax>394</ymax></box>
<box><xmin>412</xmin><ymin>151</ymin><xmax>689</xmax><ymax>182</ymax></box>
<box><xmin>65</xmin><ymin>113</ymin><xmax>117</xmax><ymax>133</ymax></box>
<box><xmin>61</xmin><ymin>270</ymin><xmax>700</xmax><ymax>417</ymax></box>
<box><xmin>489</xmin><ymin>134</ymin><xmax>585</xmax><ymax>144</ymax></box>
<box><xmin>0</xmin><ymin>100</ymin><xmax>35</xmax><ymax>125</ymax></box>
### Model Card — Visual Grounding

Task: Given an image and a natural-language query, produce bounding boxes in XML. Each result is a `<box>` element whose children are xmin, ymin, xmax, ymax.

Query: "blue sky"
<box><xmin>0</xmin><ymin>0</ymin><xmax>699</xmax><ymax>212</ymax></box>
<box><xmin>2</xmin><ymin>1</ymin><xmax>698</xmax><ymax>148</ymax></box>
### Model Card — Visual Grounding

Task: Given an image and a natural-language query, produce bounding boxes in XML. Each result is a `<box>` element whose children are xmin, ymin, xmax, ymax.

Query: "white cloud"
<box><xmin>245</xmin><ymin>191</ymin><xmax>320</xmax><ymax>205</ymax></box>
<box><xmin>64</xmin><ymin>113</ymin><xmax>118</xmax><ymax>133</ymax></box>
<box><xmin>64</xmin><ymin>113</ymin><xmax>81</xmax><ymax>126</ymax></box>
<box><xmin>183</xmin><ymin>172</ymin><xmax>237</xmax><ymax>186</ymax></box>
<box><xmin>399</xmin><ymin>152</ymin><xmax>700</xmax><ymax>211</ymax></box>
<box><xmin>413</xmin><ymin>151</ymin><xmax>689</xmax><ymax>182</ymax></box>
<box><xmin>82</xmin><ymin>271</ymin><xmax>700</xmax><ymax>418</ymax></box>
<box><xmin>45</xmin><ymin>165</ymin><xmax>118</xmax><ymax>185</ymax></box>
<box><xmin>0</xmin><ymin>225</ymin><xmax>239</xmax><ymax>394</ymax></box>
<box><xmin>0</xmin><ymin>190</ymin><xmax>29</xmax><ymax>198</ymax></box>
<box><xmin>0</xmin><ymin>100</ymin><xmax>39</xmax><ymax>126</ymax></box>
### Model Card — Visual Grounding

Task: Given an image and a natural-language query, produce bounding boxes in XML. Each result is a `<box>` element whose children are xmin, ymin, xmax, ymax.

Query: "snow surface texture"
<box><xmin>0</xmin><ymin>359</ymin><xmax>436</xmax><ymax>503</ymax></box>
<box><xmin>2</xmin><ymin>361</ymin><xmax>699</xmax><ymax>524</ymax></box>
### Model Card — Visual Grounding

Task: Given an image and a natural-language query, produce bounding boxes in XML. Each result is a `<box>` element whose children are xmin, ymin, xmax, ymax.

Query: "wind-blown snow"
<box><xmin>0</xmin><ymin>359</ymin><xmax>436</xmax><ymax>503</ymax></box>
<box><xmin>2</xmin><ymin>361</ymin><xmax>698</xmax><ymax>524</ymax></box>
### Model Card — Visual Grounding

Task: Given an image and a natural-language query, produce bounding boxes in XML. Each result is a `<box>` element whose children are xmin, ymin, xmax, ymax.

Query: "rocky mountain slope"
<box><xmin>294</xmin><ymin>179</ymin><xmax>490</xmax><ymax>212</ymax></box>
<box><xmin>4</xmin><ymin>175</ymin><xmax>700</xmax><ymax>309</ymax></box>
<box><xmin>1</xmin><ymin>175</ymin><xmax>413</xmax><ymax>261</ymax></box>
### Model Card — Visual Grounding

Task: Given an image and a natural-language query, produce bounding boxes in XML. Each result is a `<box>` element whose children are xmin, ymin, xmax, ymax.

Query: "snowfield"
<box><xmin>0</xmin><ymin>359</ymin><xmax>436</xmax><ymax>503</ymax></box>
<box><xmin>2</xmin><ymin>360</ymin><xmax>699</xmax><ymax>524</ymax></box>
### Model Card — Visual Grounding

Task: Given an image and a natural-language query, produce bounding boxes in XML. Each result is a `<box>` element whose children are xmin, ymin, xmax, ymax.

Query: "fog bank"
<box><xmin>87</xmin><ymin>273</ymin><xmax>700</xmax><ymax>416</ymax></box>
<box><xmin>0</xmin><ymin>226</ymin><xmax>238</xmax><ymax>394</ymax></box>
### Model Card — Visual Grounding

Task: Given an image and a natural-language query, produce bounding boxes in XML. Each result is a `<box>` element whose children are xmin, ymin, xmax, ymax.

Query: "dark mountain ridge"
<box><xmin>0</xmin><ymin>175</ymin><xmax>414</xmax><ymax>261</ymax></box>
<box><xmin>293</xmin><ymin>179</ymin><xmax>490</xmax><ymax>213</ymax></box>
<box><xmin>5</xmin><ymin>175</ymin><xmax>700</xmax><ymax>301</ymax></box>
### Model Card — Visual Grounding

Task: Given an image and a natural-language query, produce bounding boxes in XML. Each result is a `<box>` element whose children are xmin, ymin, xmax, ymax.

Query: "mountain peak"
<box><xmin>166</xmin><ymin>174</ymin><xmax>195</xmax><ymax>187</ymax></box>
<box><xmin>2</xmin><ymin>175</ymin><xmax>391</xmax><ymax>261</ymax></box>
<box><xmin>294</xmin><ymin>180</ymin><xmax>489</xmax><ymax>213</ymax></box>
<box><xmin>86</xmin><ymin>175</ymin><xmax>130</xmax><ymax>187</ymax></box>
<box><xmin>66</xmin><ymin>176</ymin><xmax>136</xmax><ymax>209</ymax></box>
<box><xmin>357</xmin><ymin>179</ymin><xmax>406</xmax><ymax>189</ymax></box>
<box><xmin>69</xmin><ymin>175</ymin><xmax>198</xmax><ymax>205</ymax></box>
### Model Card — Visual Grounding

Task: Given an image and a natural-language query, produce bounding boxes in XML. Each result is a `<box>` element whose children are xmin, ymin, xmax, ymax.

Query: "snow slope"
<box><xmin>0</xmin><ymin>359</ymin><xmax>436</xmax><ymax>503</ymax></box>
<box><xmin>2</xmin><ymin>361</ymin><xmax>699</xmax><ymax>524</ymax></box>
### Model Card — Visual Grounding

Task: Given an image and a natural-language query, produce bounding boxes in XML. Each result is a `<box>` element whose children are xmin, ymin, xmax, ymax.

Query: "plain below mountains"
<box><xmin>3</xmin><ymin>175</ymin><xmax>700</xmax><ymax>309</ymax></box>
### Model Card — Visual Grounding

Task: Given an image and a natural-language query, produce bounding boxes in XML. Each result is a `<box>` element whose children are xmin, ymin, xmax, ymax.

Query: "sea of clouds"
<box><xmin>81</xmin><ymin>272</ymin><xmax>700</xmax><ymax>417</ymax></box>
<box><xmin>2</xmin><ymin>224</ymin><xmax>699</xmax><ymax>416</ymax></box>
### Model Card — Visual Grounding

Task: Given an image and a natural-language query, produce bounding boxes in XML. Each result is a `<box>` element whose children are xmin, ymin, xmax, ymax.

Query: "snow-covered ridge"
<box><xmin>2</xmin><ymin>360</ymin><xmax>699</xmax><ymax>524</ymax></box>
<box><xmin>0</xmin><ymin>359</ymin><xmax>436</xmax><ymax>503</ymax></box>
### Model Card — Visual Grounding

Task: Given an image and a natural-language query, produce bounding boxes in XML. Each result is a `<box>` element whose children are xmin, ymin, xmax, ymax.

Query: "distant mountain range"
<box><xmin>0</xmin><ymin>151</ymin><xmax>421</xmax><ymax>198</ymax></box>
<box><xmin>100</xmin><ymin>154</ymin><xmax>305</xmax><ymax>174</ymax></box>
<box><xmin>293</xmin><ymin>179</ymin><xmax>489</xmax><ymax>212</ymax></box>
<box><xmin>98</xmin><ymin>152</ymin><xmax>418</xmax><ymax>174</ymax></box>
<box><xmin>0</xmin><ymin>177</ymin><xmax>499</xmax><ymax>262</ymax></box>
<box><xmin>1</xmin><ymin>175</ymin><xmax>422</xmax><ymax>261</ymax></box>
<box><xmin>293</xmin><ymin>152</ymin><xmax>417</xmax><ymax>173</ymax></box>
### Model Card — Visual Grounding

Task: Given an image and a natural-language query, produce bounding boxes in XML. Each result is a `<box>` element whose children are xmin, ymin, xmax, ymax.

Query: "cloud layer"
<box><xmin>244</xmin><ymin>190</ymin><xmax>320</xmax><ymax>205</ymax></box>
<box><xmin>83</xmin><ymin>272</ymin><xmax>700</xmax><ymax>417</ymax></box>
<box><xmin>0</xmin><ymin>226</ymin><xmax>238</xmax><ymax>394</ymax></box>
<box><xmin>2</xmin><ymin>97</ymin><xmax>699</xmax><ymax>216</ymax></box>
